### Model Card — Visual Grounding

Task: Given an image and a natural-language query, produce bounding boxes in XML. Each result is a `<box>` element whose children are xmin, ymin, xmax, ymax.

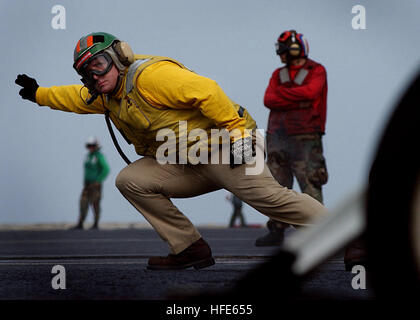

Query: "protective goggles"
<box><xmin>78</xmin><ymin>53</ymin><xmax>113</xmax><ymax>81</ymax></box>
<box><xmin>275</xmin><ymin>42</ymin><xmax>289</xmax><ymax>55</ymax></box>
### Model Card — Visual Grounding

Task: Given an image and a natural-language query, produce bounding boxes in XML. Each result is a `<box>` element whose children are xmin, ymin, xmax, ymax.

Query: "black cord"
<box><xmin>81</xmin><ymin>89</ymin><xmax>132</xmax><ymax>165</ymax></box>
<box><xmin>79</xmin><ymin>85</ymin><xmax>99</xmax><ymax>106</ymax></box>
<box><xmin>104</xmin><ymin>109</ymin><xmax>132</xmax><ymax>165</ymax></box>
<box><xmin>100</xmin><ymin>95</ymin><xmax>131</xmax><ymax>164</ymax></box>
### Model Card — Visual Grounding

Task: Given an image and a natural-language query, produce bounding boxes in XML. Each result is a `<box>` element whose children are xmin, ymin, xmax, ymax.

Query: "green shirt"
<box><xmin>84</xmin><ymin>150</ymin><xmax>110</xmax><ymax>183</ymax></box>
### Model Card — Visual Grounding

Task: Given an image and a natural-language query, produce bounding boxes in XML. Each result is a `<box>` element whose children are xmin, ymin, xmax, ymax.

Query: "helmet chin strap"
<box><xmin>86</xmin><ymin>91</ymin><xmax>99</xmax><ymax>105</ymax></box>
<box><xmin>80</xmin><ymin>78</ymin><xmax>99</xmax><ymax>105</ymax></box>
<box><xmin>107</xmin><ymin>71</ymin><xmax>124</xmax><ymax>97</ymax></box>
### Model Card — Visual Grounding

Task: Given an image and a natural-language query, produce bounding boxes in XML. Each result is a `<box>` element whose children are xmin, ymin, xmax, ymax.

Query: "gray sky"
<box><xmin>1</xmin><ymin>0</ymin><xmax>420</xmax><ymax>226</ymax></box>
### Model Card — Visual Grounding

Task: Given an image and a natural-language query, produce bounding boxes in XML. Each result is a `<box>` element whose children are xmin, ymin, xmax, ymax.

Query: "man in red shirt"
<box><xmin>256</xmin><ymin>30</ymin><xmax>329</xmax><ymax>246</ymax></box>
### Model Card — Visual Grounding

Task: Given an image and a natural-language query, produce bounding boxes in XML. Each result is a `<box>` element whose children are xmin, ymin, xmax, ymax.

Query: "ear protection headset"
<box><xmin>288</xmin><ymin>31</ymin><xmax>301</xmax><ymax>57</ymax></box>
<box><xmin>112</xmin><ymin>41</ymin><xmax>135</xmax><ymax>66</ymax></box>
<box><xmin>78</xmin><ymin>39</ymin><xmax>135</xmax><ymax>104</ymax></box>
<box><xmin>277</xmin><ymin>30</ymin><xmax>309</xmax><ymax>58</ymax></box>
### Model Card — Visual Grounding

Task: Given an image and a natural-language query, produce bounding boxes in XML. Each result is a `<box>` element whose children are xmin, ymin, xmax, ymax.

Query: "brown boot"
<box><xmin>255</xmin><ymin>220</ymin><xmax>287</xmax><ymax>247</ymax></box>
<box><xmin>147</xmin><ymin>238</ymin><xmax>215</xmax><ymax>270</ymax></box>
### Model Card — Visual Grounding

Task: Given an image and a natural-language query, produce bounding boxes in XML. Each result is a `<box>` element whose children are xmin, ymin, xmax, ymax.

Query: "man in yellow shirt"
<box><xmin>15</xmin><ymin>32</ymin><xmax>327</xmax><ymax>270</ymax></box>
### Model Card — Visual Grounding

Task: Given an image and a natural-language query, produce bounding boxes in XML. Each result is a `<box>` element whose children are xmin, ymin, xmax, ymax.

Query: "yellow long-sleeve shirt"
<box><xmin>36</xmin><ymin>57</ymin><xmax>254</xmax><ymax>156</ymax></box>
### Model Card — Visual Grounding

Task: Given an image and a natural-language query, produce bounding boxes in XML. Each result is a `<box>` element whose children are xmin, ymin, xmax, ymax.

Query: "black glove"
<box><xmin>15</xmin><ymin>74</ymin><xmax>39</xmax><ymax>103</ymax></box>
<box><xmin>230</xmin><ymin>136</ymin><xmax>254</xmax><ymax>168</ymax></box>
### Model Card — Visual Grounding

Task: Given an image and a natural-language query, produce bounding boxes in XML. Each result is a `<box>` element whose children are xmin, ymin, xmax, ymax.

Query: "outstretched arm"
<box><xmin>16</xmin><ymin>74</ymin><xmax>105</xmax><ymax>114</ymax></box>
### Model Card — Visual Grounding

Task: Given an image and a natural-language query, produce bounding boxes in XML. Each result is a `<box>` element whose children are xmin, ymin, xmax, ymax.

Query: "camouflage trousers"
<box><xmin>266</xmin><ymin>132</ymin><xmax>328</xmax><ymax>228</ymax></box>
<box><xmin>79</xmin><ymin>182</ymin><xmax>102</xmax><ymax>225</ymax></box>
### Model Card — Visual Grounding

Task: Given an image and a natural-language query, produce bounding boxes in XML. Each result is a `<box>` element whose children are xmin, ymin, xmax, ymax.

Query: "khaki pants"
<box><xmin>116</xmin><ymin>149</ymin><xmax>328</xmax><ymax>254</ymax></box>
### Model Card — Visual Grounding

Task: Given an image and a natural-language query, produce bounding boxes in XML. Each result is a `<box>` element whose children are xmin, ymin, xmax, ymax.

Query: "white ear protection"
<box><xmin>113</xmin><ymin>41</ymin><xmax>135</xmax><ymax>66</ymax></box>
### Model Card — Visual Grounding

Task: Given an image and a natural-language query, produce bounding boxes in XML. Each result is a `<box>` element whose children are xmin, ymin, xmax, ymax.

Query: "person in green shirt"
<box><xmin>72</xmin><ymin>137</ymin><xmax>110</xmax><ymax>230</ymax></box>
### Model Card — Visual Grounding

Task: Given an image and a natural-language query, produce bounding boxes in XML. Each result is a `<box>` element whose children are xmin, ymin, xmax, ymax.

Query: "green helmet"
<box><xmin>73</xmin><ymin>32</ymin><xmax>134</xmax><ymax>104</ymax></box>
<box><xmin>73</xmin><ymin>32</ymin><xmax>119</xmax><ymax>72</ymax></box>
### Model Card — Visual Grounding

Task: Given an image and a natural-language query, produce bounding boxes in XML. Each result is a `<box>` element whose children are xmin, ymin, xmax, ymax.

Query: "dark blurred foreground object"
<box><xmin>366</xmin><ymin>70</ymin><xmax>420</xmax><ymax>301</ymax></box>
<box><xmin>187</xmin><ymin>69</ymin><xmax>420</xmax><ymax>303</ymax></box>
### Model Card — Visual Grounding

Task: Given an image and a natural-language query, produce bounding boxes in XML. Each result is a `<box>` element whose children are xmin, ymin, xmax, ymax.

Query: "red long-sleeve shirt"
<box><xmin>264</xmin><ymin>59</ymin><xmax>328</xmax><ymax>135</ymax></box>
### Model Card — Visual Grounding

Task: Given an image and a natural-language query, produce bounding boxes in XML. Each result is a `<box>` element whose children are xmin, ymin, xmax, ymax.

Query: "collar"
<box><xmin>287</xmin><ymin>58</ymin><xmax>308</xmax><ymax>70</ymax></box>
